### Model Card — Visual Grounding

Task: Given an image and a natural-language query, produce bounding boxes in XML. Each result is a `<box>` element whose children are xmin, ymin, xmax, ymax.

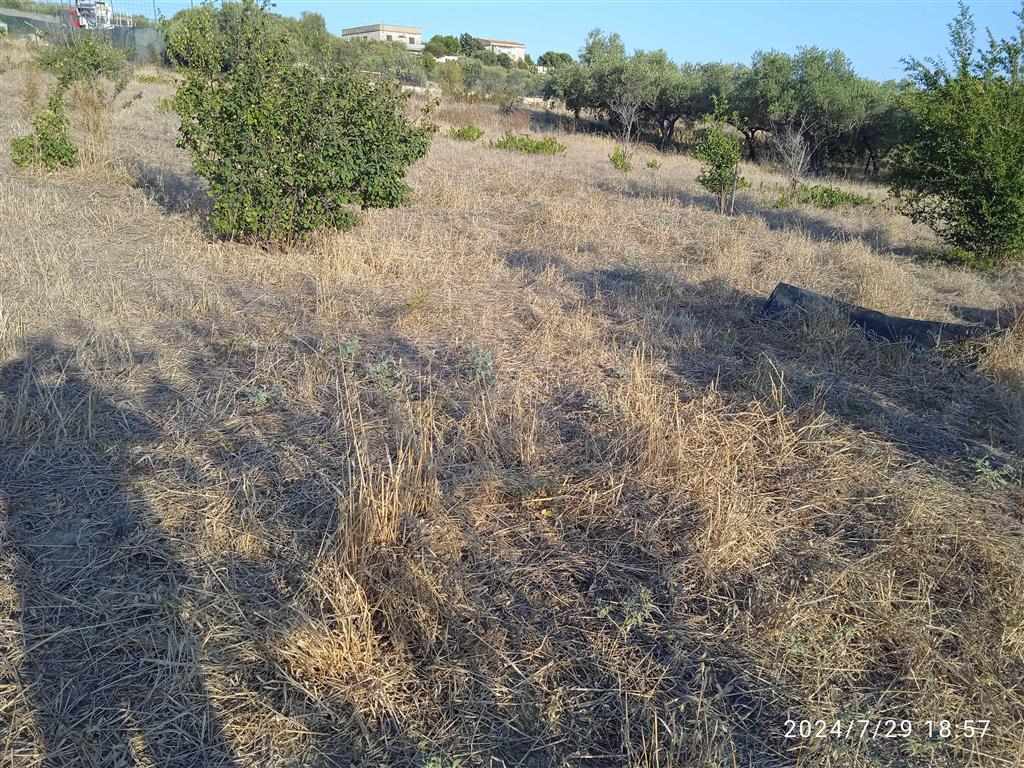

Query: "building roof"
<box><xmin>478</xmin><ymin>37</ymin><xmax>525</xmax><ymax>48</ymax></box>
<box><xmin>341</xmin><ymin>23</ymin><xmax>421</xmax><ymax>36</ymax></box>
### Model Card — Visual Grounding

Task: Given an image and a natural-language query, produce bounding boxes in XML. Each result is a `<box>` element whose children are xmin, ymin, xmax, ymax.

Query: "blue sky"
<box><xmin>263</xmin><ymin>0</ymin><xmax>1022</xmax><ymax>80</ymax></box>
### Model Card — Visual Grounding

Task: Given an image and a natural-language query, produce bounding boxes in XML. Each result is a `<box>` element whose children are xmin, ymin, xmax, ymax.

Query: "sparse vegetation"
<box><xmin>2</xmin><ymin>9</ymin><xmax>1024</xmax><ymax>768</ymax></box>
<box><xmin>448</xmin><ymin>123</ymin><xmax>484</xmax><ymax>142</ymax></box>
<box><xmin>490</xmin><ymin>130</ymin><xmax>566</xmax><ymax>155</ymax></box>
<box><xmin>776</xmin><ymin>182</ymin><xmax>874</xmax><ymax>210</ymax></box>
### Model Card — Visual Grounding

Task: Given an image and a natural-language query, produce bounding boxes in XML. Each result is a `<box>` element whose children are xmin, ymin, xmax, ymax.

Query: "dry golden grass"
<box><xmin>2</xmin><ymin>38</ymin><xmax>1024</xmax><ymax>766</ymax></box>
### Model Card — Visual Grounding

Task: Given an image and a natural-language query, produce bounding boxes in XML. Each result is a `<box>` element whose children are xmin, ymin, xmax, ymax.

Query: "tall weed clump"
<box><xmin>166</xmin><ymin>0</ymin><xmax>435</xmax><ymax>244</ymax></box>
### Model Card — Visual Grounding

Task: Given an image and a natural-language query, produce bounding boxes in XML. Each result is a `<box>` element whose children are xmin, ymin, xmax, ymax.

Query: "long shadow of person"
<box><xmin>0</xmin><ymin>341</ymin><xmax>238</xmax><ymax>767</ymax></box>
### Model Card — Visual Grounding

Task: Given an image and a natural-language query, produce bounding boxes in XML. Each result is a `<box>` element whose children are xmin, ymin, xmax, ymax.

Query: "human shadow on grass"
<box><xmin>148</xmin><ymin>313</ymin><xmax>796</xmax><ymax>766</ymax></box>
<box><xmin>0</xmin><ymin>341</ymin><xmax>240</xmax><ymax>767</ymax></box>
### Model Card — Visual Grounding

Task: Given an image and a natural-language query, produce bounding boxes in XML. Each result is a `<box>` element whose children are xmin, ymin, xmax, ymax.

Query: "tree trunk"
<box><xmin>743</xmin><ymin>129</ymin><xmax>758</xmax><ymax>161</ymax></box>
<box><xmin>763</xmin><ymin>282</ymin><xmax>992</xmax><ymax>348</ymax></box>
<box><xmin>861</xmin><ymin>137</ymin><xmax>879</xmax><ymax>177</ymax></box>
<box><xmin>658</xmin><ymin>117</ymin><xmax>678</xmax><ymax>151</ymax></box>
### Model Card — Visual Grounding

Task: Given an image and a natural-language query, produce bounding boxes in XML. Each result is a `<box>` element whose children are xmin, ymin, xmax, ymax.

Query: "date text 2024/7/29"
<box><xmin>784</xmin><ymin>719</ymin><xmax>991</xmax><ymax>740</ymax></box>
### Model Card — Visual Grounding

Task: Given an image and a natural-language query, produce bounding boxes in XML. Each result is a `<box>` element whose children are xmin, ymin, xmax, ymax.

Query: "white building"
<box><xmin>341</xmin><ymin>23</ymin><xmax>423</xmax><ymax>52</ymax></box>
<box><xmin>478</xmin><ymin>37</ymin><xmax>526</xmax><ymax>62</ymax></box>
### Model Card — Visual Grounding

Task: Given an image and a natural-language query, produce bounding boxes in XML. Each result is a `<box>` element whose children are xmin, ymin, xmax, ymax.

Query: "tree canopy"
<box><xmin>889</xmin><ymin>2</ymin><xmax>1024</xmax><ymax>264</ymax></box>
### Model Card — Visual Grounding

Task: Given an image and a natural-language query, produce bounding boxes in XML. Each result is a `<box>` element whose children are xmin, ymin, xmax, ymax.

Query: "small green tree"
<box><xmin>458</xmin><ymin>33</ymin><xmax>484</xmax><ymax>56</ymax></box>
<box><xmin>538</xmin><ymin>51</ymin><xmax>573</xmax><ymax>69</ymax></box>
<box><xmin>695</xmin><ymin>98</ymin><xmax>745</xmax><ymax>214</ymax></box>
<box><xmin>423</xmin><ymin>34</ymin><xmax>459</xmax><ymax>58</ymax></box>
<box><xmin>889</xmin><ymin>3</ymin><xmax>1024</xmax><ymax>265</ymax></box>
<box><xmin>168</xmin><ymin>0</ymin><xmax>435</xmax><ymax>244</ymax></box>
<box><xmin>10</xmin><ymin>95</ymin><xmax>78</xmax><ymax>170</ymax></box>
<box><xmin>37</xmin><ymin>32</ymin><xmax>130</xmax><ymax>93</ymax></box>
<box><xmin>35</xmin><ymin>32</ymin><xmax>131</xmax><ymax>159</ymax></box>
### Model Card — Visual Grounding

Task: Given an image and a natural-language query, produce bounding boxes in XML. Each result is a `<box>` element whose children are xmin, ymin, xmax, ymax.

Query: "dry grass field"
<box><xmin>2</xmin><ymin>40</ymin><xmax>1024</xmax><ymax>767</ymax></box>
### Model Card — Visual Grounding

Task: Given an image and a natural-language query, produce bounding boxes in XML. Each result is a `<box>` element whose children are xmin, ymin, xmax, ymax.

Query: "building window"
<box><xmin>386</xmin><ymin>34</ymin><xmax>392</xmax><ymax>41</ymax></box>
<box><xmin>409</xmin><ymin>36</ymin><xmax>415</xmax><ymax>44</ymax></box>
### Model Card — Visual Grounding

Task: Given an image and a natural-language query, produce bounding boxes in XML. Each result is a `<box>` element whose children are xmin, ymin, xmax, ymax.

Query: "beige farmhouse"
<box><xmin>341</xmin><ymin>23</ymin><xmax>423</xmax><ymax>52</ymax></box>
<box><xmin>479</xmin><ymin>37</ymin><xmax>527</xmax><ymax>62</ymax></box>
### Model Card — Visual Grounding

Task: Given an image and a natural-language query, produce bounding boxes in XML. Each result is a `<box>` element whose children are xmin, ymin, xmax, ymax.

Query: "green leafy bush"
<box><xmin>889</xmin><ymin>5</ymin><xmax>1024</xmax><ymax>265</ymax></box>
<box><xmin>609</xmin><ymin>145</ymin><xmax>632</xmax><ymax>172</ymax></box>
<box><xmin>695</xmin><ymin>100</ymin><xmax>745</xmax><ymax>215</ymax></box>
<box><xmin>168</xmin><ymin>0</ymin><xmax>435</xmax><ymax>243</ymax></box>
<box><xmin>449</xmin><ymin>124</ymin><xmax>484</xmax><ymax>142</ymax></box>
<box><xmin>776</xmin><ymin>183</ymin><xmax>873</xmax><ymax>210</ymax></box>
<box><xmin>10</xmin><ymin>95</ymin><xmax>78</xmax><ymax>170</ymax></box>
<box><xmin>490</xmin><ymin>131</ymin><xmax>565</xmax><ymax>156</ymax></box>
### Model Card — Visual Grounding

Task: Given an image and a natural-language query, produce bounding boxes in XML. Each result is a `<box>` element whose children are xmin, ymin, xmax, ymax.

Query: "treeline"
<box><xmin>101</xmin><ymin>2</ymin><xmax>1024</xmax><ymax>262</ymax></box>
<box><xmin>545</xmin><ymin>30</ymin><xmax>903</xmax><ymax>176</ymax></box>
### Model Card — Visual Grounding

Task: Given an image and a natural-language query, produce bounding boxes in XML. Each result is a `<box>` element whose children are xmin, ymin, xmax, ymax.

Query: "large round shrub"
<box><xmin>167</xmin><ymin>1</ymin><xmax>435</xmax><ymax>243</ymax></box>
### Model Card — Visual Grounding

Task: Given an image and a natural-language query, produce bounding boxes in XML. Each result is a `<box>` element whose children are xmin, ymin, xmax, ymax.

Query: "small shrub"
<box><xmin>240</xmin><ymin>384</ymin><xmax>281</xmax><ymax>408</ymax></box>
<box><xmin>491</xmin><ymin>131</ymin><xmax>565</xmax><ymax>156</ymax></box>
<box><xmin>10</xmin><ymin>95</ymin><xmax>78</xmax><ymax>170</ymax></box>
<box><xmin>787</xmin><ymin>183</ymin><xmax>873</xmax><ymax>210</ymax></box>
<box><xmin>646</xmin><ymin>158</ymin><xmax>661</xmax><ymax>170</ymax></box>
<box><xmin>596</xmin><ymin>586</ymin><xmax>658</xmax><ymax>639</ymax></box>
<box><xmin>917</xmin><ymin>244</ymin><xmax>998</xmax><ymax>271</ymax></box>
<box><xmin>973</xmin><ymin>457</ymin><xmax>1022</xmax><ymax>488</ymax></box>
<box><xmin>609</xmin><ymin>145</ymin><xmax>632</xmax><ymax>172</ymax></box>
<box><xmin>466</xmin><ymin>346</ymin><xmax>496</xmax><ymax>385</ymax></box>
<box><xmin>365</xmin><ymin>357</ymin><xmax>405</xmax><ymax>387</ymax></box>
<box><xmin>34</xmin><ymin>33</ymin><xmax>131</xmax><ymax>162</ymax></box>
<box><xmin>335</xmin><ymin>338</ymin><xmax>361</xmax><ymax>360</ymax></box>
<box><xmin>449</xmin><ymin>124</ymin><xmax>483</xmax><ymax>142</ymax></box>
